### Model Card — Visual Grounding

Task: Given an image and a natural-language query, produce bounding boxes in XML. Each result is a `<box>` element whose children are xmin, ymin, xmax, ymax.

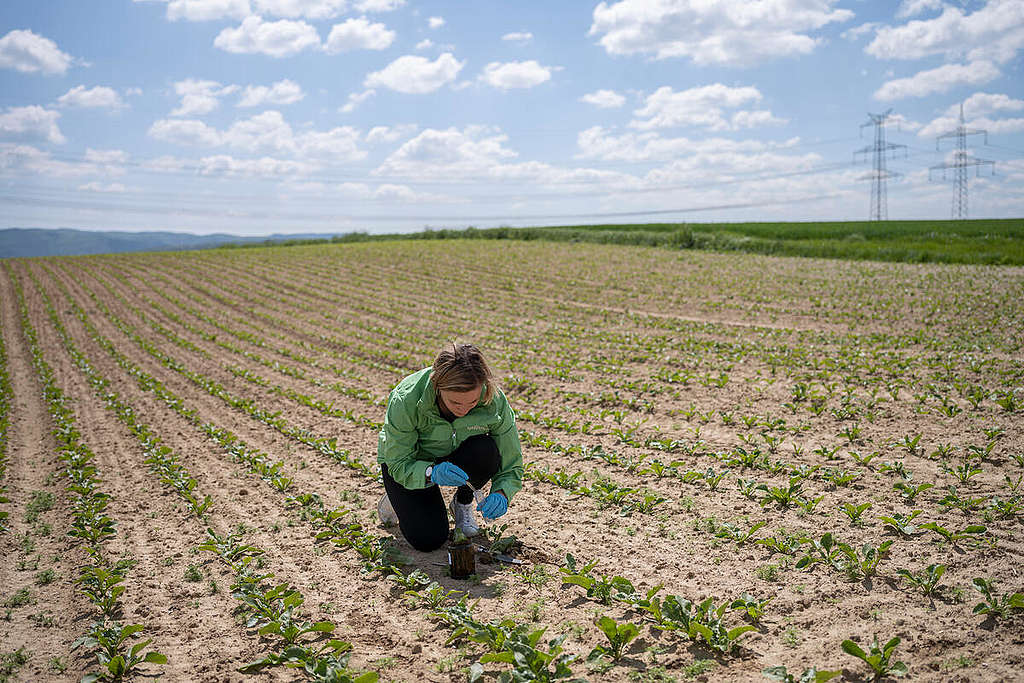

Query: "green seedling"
<box><xmin>822</xmin><ymin>468</ymin><xmax>860</xmax><ymax>488</ymax></box>
<box><xmin>920</xmin><ymin>522</ymin><xmax>987</xmax><ymax>546</ymax></box>
<box><xmin>840</xmin><ymin>502</ymin><xmax>872</xmax><ymax>525</ymax></box>
<box><xmin>849</xmin><ymin>451</ymin><xmax>879</xmax><ymax>468</ymax></box>
<box><xmin>77</xmin><ymin>563</ymin><xmax>133</xmax><ymax>618</ymax></box>
<box><xmin>946</xmin><ymin>460</ymin><xmax>983</xmax><ymax>485</ymax></box>
<box><xmin>898</xmin><ymin>434</ymin><xmax>922</xmax><ymax>455</ymax></box>
<box><xmin>841</xmin><ymin>635</ymin><xmax>907</xmax><ymax>681</ymax></box>
<box><xmin>729</xmin><ymin>593</ymin><xmax>772</xmax><ymax>623</ymax></box>
<box><xmin>990</xmin><ymin>496</ymin><xmax>1024</xmax><ymax>518</ymax></box>
<box><xmin>796</xmin><ymin>494</ymin><xmax>825</xmax><ymax>514</ymax></box>
<box><xmin>896</xmin><ymin>564</ymin><xmax>946</xmax><ymax>597</ymax></box>
<box><xmin>588</xmin><ymin>615</ymin><xmax>639</xmax><ymax>662</ymax></box>
<box><xmin>878</xmin><ymin>510</ymin><xmax>922</xmax><ymax>536</ymax></box>
<box><xmin>795</xmin><ymin>533</ymin><xmax>843</xmax><ymax>570</ymax></box>
<box><xmin>737</xmin><ymin>478</ymin><xmax>762</xmax><ymax>499</ymax></box>
<box><xmin>938</xmin><ymin>486</ymin><xmax>988</xmax><ymax>513</ymax></box>
<box><xmin>482</xmin><ymin>523</ymin><xmax>521</xmax><ymax>555</ymax></box>
<box><xmin>411</xmin><ymin>582</ymin><xmax>464</xmax><ymax>610</ymax></box>
<box><xmin>73</xmin><ymin>622</ymin><xmax>167</xmax><ymax>683</ymax></box>
<box><xmin>756</xmin><ymin>530</ymin><xmax>806</xmax><ymax>556</ymax></box>
<box><xmin>559</xmin><ymin>554</ymin><xmax>633</xmax><ymax>606</ymax></box>
<box><xmin>892</xmin><ymin>481</ymin><xmax>933</xmax><ymax>503</ymax></box>
<box><xmin>879</xmin><ymin>460</ymin><xmax>910</xmax><ymax>480</ymax></box>
<box><xmin>838</xmin><ymin>541</ymin><xmax>893</xmax><ymax>581</ymax></box>
<box><xmin>386</xmin><ymin>568</ymin><xmax>431</xmax><ymax>591</ymax></box>
<box><xmin>760</xmin><ymin>478</ymin><xmax>803</xmax><ymax>509</ymax></box>
<box><xmin>472</xmin><ymin>629</ymin><xmax>578</xmax><ymax>682</ymax></box>
<box><xmin>971</xmin><ymin>578</ymin><xmax>1024</xmax><ymax>620</ymax></box>
<box><xmin>715</xmin><ymin>520</ymin><xmax>767</xmax><ymax>545</ymax></box>
<box><xmin>762</xmin><ymin>665</ymin><xmax>840</xmax><ymax>683</ymax></box>
<box><xmin>241</xmin><ymin>639</ymin><xmax>377</xmax><ymax>681</ymax></box>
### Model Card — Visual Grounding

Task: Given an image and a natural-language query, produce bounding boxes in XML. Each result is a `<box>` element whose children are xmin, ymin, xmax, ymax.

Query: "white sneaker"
<box><xmin>377</xmin><ymin>493</ymin><xmax>398</xmax><ymax>526</ymax></box>
<box><xmin>449</xmin><ymin>497</ymin><xmax>480</xmax><ymax>536</ymax></box>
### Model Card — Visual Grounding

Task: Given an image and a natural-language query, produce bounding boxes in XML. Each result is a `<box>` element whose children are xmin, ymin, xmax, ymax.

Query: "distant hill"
<box><xmin>0</xmin><ymin>228</ymin><xmax>343</xmax><ymax>258</ymax></box>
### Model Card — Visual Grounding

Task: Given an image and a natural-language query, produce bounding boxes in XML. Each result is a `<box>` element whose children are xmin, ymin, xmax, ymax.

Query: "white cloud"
<box><xmin>415</xmin><ymin>39</ymin><xmax>433</xmax><ymax>50</ymax></box>
<box><xmin>167</xmin><ymin>0</ymin><xmax>251</xmax><ymax>21</ymax></box>
<box><xmin>84</xmin><ymin>148</ymin><xmax>128</xmax><ymax>165</ymax></box>
<box><xmin>376</xmin><ymin>126</ymin><xmax>516</xmax><ymax>177</ymax></box>
<box><xmin>79</xmin><ymin>181</ymin><xmax>127</xmax><ymax>193</ymax></box>
<box><xmin>731</xmin><ymin>109</ymin><xmax>787</xmax><ymax>128</ymax></box>
<box><xmin>57</xmin><ymin>85</ymin><xmax>126</xmax><ymax>110</ymax></box>
<box><xmin>896</xmin><ymin>0</ymin><xmax>943</xmax><ymax>19</ymax></box>
<box><xmin>325</xmin><ymin>17</ymin><xmax>396</xmax><ymax>53</ymax></box>
<box><xmin>502</xmin><ymin>32</ymin><xmax>533</xmax><ymax>43</ymax></box>
<box><xmin>874</xmin><ymin>60</ymin><xmax>1000</xmax><ymax>100</ymax></box>
<box><xmin>0</xmin><ymin>143</ymin><xmax>104</xmax><ymax>177</ymax></box>
<box><xmin>921</xmin><ymin>114</ymin><xmax>1024</xmax><ymax>138</ymax></box>
<box><xmin>428</xmin><ymin>16</ymin><xmax>445</xmax><ymax>29</ymax></box>
<box><xmin>575</xmin><ymin>126</ymin><xmax>802</xmax><ymax>163</ymax></box>
<box><xmin>630</xmin><ymin>84</ymin><xmax>769</xmax><ymax>131</ymax></box>
<box><xmin>0</xmin><ymin>106</ymin><xmax>65</xmax><ymax>144</ymax></box>
<box><xmin>214</xmin><ymin>16</ymin><xmax>321</xmax><ymax>57</ymax></box>
<box><xmin>171</xmin><ymin>79</ymin><xmax>238</xmax><ymax>117</ymax></box>
<box><xmin>953</xmin><ymin>92</ymin><xmax>1024</xmax><ymax>118</ymax></box>
<box><xmin>841</xmin><ymin>22</ymin><xmax>880</xmax><ymax>41</ymax></box>
<box><xmin>149</xmin><ymin>110</ymin><xmax>367</xmax><ymax>161</ymax></box>
<box><xmin>589</xmin><ymin>0</ymin><xmax>853</xmax><ymax>66</ymax></box>
<box><xmin>197</xmin><ymin>154</ymin><xmax>319</xmax><ymax>176</ymax></box>
<box><xmin>480</xmin><ymin>61</ymin><xmax>553</xmax><ymax>90</ymax></box>
<box><xmin>364</xmin><ymin>53</ymin><xmax>464</xmax><ymax>94</ymax></box>
<box><xmin>354</xmin><ymin>0</ymin><xmax>405</xmax><ymax>10</ymax></box>
<box><xmin>581</xmin><ymin>89</ymin><xmax>626</xmax><ymax>108</ymax></box>
<box><xmin>340</xmin><ymin>89</ymin><xmax>375</xmax><ymax>112</ymax></box>
<box><xmin>238</xmin><ymin>79</ymin><xmax>305</xmax><ymax>107</ymax></box>
<box><xmin>371</xmin><ymin>125</ymin><xmax>637</xmax><ymax>194</ymax></box>
<box><xmin>291</xmin><ymin>124</ymin><xmax>365</xmax><ymax>159</ymax></box>
<box><xmin>336</xmin><ymin>181</ymin><xmax>447</xmax><ymax>202</ymax></box>
<box><xmin>0</xmin><ymin>29</ymin><xmax>74</xmax><ymax>75</ymax></box>
<box><xmin>141</xmin><ymin>155</ymin><xmax>189</xmax><ymax>173</ymax></box>
<box><xmin>866</xmin><ymin>0</ymin><xmax>1024</xmax><ymax>64</ymax></box>
<box><xmin>150</xmin><ymin>118</ymin><xmax>222</xmax><ymax>147</ymax></box>
<box><xmin>252</xmin><ymin>0</ymin><xmax>346</xmax><ymax>19</ymax></box>
<box><xmin>918</xmin><ymin>92</ymin><xmax>1024</xmax><ymax>137</ymax></box>
<box><xmin>366</xmin><ymin>124</ymin><xmax>418</xmax><ymax>144</ymax></box>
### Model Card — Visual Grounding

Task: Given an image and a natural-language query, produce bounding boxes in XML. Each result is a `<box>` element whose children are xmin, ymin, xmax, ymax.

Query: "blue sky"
<box><xmin>1</xmin><ymin>0</ymin><xmax>1022</xmax><ymax>236</ymax></box>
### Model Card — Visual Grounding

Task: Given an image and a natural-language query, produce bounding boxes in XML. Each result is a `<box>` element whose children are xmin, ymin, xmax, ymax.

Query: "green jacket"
<box><xmin>377</xmin><ymin>367</ymin><xmax>524</xmax><ymax>500</ymax></box>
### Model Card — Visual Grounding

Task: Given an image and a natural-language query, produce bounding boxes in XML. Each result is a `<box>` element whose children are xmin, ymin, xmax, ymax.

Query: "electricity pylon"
<box><xmin>855</xmin><ymin>109</ymin><xmax>906</xmax><ymax>221</ymax></box>
<box><xmin>929</xmin><ymin>102</ymin><xmax>995</xmax><ymax>219</ymax></box>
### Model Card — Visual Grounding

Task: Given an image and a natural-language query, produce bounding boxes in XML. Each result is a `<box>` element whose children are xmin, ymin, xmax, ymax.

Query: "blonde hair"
<box><xmin>432</xmin><ymin>342</ymin><xmax>495</xmax><ymax>404</ymax></box>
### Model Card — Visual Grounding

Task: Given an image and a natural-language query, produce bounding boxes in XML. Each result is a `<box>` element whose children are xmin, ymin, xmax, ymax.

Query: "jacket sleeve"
<box><xmin>490</xmin><ymin>393</ymin><xmax>524</xmax><ymax>501</ymax></box>
<box><xmin>377</xmin><ymin>393</ymin><xmax>431</xmax><ymax>490</ymax></box>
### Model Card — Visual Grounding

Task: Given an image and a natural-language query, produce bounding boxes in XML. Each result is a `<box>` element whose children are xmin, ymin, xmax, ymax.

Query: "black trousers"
<box><xmin>382</xmin><ymin>434</ymin><xmax>501</xmax><ymax>552</ymax></box>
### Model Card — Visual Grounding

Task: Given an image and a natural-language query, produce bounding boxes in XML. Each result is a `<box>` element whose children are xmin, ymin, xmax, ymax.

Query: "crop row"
<box><xmin>0</xmin><ymin>299</ymin><xmax>11</xmax><ymax>534</ymax></box>
<box><xmin>6</xmin><ymin>264</ymin><xmax>167</xmax><ymax>682</ymax></box>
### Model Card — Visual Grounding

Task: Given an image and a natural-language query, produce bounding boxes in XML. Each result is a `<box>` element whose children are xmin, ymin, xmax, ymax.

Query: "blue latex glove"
<box><xmin>430</xmin><ymin>462</ymin><xmax>469</xmax><ymax>487</ymax></box>
<box><xmin>477</xmin><ymin>492</ymin><xmax>508</xmax><ymax>519</ymax></box>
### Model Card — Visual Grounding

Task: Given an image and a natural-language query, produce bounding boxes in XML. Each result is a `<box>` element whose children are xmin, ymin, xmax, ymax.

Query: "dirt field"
<box><xmin>1</xmin><ymin>239</ymin><xmax>1022</xmax><ymax>682</ymax></box>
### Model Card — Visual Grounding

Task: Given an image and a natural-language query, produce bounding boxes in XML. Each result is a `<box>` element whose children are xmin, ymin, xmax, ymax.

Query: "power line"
<box><xmin>0</xmin><ymin>189</ymin><xmax>843</xmax><ymax>224</ymax></box>
<box><xmin>929</xmin><ymin>102</ymin><xmax>995</xmax><ymax>220</ymax></box>
<box><xmin>854</xmin><ymin>109</ymin><xmax>906</xmax><ymax>221</ymax></box>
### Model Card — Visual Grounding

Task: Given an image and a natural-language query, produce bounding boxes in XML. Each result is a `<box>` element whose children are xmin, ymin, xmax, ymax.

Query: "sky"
<box><xmin>1</xmin><ymin>0</ymin><xmax>1023</xmax><ymax>236</ymax></box>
